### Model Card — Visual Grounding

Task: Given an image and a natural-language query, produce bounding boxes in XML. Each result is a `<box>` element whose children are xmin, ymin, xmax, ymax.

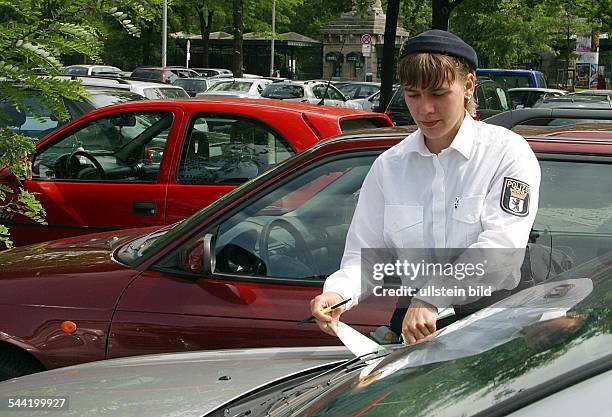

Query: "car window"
<box><xmin>536</xmin><ymin>73</ymin><xmax>547</xmax><ymax>88</ymax></box>
<box><xmin>209</xmin><ymin>81</ymin><xmax>252</xmax><ymax>92</ymax></box>
<box><xmin>481</xmin><ymin>82</ymin><xmax>503</xmax><ymax>110</ymax></box>
<box><xmin>496</xmin><ymin>87</ymin><xmax>511</xmax><ymax>110</ymax></box>
<box><xmin>64</xmin><ymin>66</ymin><xmax>88</xmax><ymax>76</ymax></box>
<box><xmin>327</xmin><ymin>86</ymin><xmax>346</xmax><ymax>101</ymax></box>
<box><xmin>261</xmin><ymin>84</ymin><xmax>305</xmax><ymax>99</ymax></box>
<box><xmin>536</xmin><ymin>160</ymin><xmax>612</xmax><ymax>235</ymax></box>
<box><xmin>143</xmin><ymin>87</ymin><xmax>189</xmax><ymax>99</ymax></box>
<box><xmin>487</xmin><ymin>74</ymin><xmax>531</xmax><ymax>89</ymax></box>
<box><xmin>176</xmin><ymin>114</ymin><xmax>295</xmax><ymax>185</ymax></box>
<box><xmin>32</xmin><ymin>111</ymin><xmax>172</xmax><ymax>182</ymax></box>
<box><xmin>0</xmin><ymin>95</ymin><xmax>60</xmax><ymax>138</ymax></box>
<box><xmin>336</xmin><ymin>84</ymin><xmax>359</xmax><ymax>99</ymax></box>
<box><xmin>311</xmin><ymin>84</ymin><xmax>326</xmax><ymax>100</ymax></box>
<box><xmin>360</xmin><ymin>85</ymin><xmax>379</xmax><ymax>98</ymax></box>
<box><xmin>509</xmin><ymin>91</ymin><xmax>528</xmax><ymax>107</ymax></box>
<box><xmin>88</xmin><ymin>90</ymin><xmax>146</xmax><ymax>107</ymax></box>
<box><xmin>168</xmin><ymin>155</ymin><xmax>376</xmax><ymax>279</ymax></box>
<box><xmin>92</xmin><ymin>67</ymin><xmax>119</xmax><ymax>75</ymax></box>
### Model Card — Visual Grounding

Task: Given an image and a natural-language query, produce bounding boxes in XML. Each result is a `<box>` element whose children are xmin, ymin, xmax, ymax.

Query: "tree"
<box><xmin>232</xmin><ymin>0</ymin><xmax>244</xmax><ymax>77</ymax></box>
<box><xmin>431</xmin><ymin>0</ymin><xmax>465</xmax><ymax>30</ymax></box>
<box><xmin>0</xmin><ymin>0</ymin><xmax>144</xmax><ymax>248</ymax></box>
<box><xmin>379</xmin><ymin>0</ymin><xmax>400</xmax><ymax>112</ymax></box>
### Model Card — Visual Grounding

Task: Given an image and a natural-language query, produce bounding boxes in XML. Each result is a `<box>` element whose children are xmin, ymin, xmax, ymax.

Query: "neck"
<box><xmin>424</xmin><ymin>112</ymin><xmax>465</xmax><ymax>155</ymax></box>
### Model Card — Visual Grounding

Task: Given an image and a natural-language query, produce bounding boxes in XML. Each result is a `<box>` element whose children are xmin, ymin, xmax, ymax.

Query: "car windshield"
<box><xmin>143</xmin><ymin>87</ymin><xmax>189</xmax><ymax>99</ymax></box>
<box><xmin>262</xmin><ymin>84</ymin><xmax>304</xmax><ymax>99</ymax></box>
<box><xmin>89</xmin><ymin>90</ymin><xmax>146</xmax><ymax>107</ymax></box>
<box><xmin>287</xmin><ymin>256</ymin><xmax>612</xmax><ymax>417</ymax></box>
<box><xmin>209</xmin><ymin>81</ymin><xmax>253</xmax><ymax>92</ymax></box>
<box><xmin>173</xmin><ymin>79</ymin><xmax>207</xmax><ymax>89</ymax></box>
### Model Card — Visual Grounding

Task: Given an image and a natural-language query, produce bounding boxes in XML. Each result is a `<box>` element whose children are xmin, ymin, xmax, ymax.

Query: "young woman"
<box><xmin>310</xmin><ymin>30</ymin><xmax>541</xmax><ymax>344</ymax></box>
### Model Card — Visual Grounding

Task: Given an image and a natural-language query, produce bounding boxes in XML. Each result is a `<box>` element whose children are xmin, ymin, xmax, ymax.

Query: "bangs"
<box><xmin>399</xmin><ymin>53</ymin><xmax>468</xmax><ymax>90</ymax></box>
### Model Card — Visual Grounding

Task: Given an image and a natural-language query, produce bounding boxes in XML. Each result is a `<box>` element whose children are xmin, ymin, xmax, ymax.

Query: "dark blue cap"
<box><xmin>399</xmin><ymin>29</ymin><xmax>478</xmax><ymax>70</ymax></box>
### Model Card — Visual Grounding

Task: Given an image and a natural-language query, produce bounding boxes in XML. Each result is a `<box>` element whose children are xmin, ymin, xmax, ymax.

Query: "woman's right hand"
<box><xmin>309</xmin><ymin>292</ymin><xmax>345</xmax><ymax>335</ymax></box>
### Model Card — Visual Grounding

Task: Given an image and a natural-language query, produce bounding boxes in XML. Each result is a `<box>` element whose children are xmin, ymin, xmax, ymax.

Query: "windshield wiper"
<box><xmin>262</xmin><ymin>350</ymin><xmax>391</xmax><ymax>417</ymax></box>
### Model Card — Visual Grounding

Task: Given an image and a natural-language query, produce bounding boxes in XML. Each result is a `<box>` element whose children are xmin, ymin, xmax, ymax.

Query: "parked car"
<box><xmin>261</xmin><ymin>81</ymin><xmax>361</xmax><ymax>109</ymax></box>
<box><xmin>63</xmin><ymin>65</ymin><xmax>122</xmax><ymax>77</ymax></box>
<box><xmin>574</xmin><ymin>89</ymin><xmax>612</xmax><ymax>100</ymax></box>
<box><xmin>476</xmin><ymin>68</ymin><xmax>548</xmax><ymax>88</ymax></box>
<box><xmin>0</xmin><ymin>99</ymin><xmax>392</xmax><ymax>246</ymax></box>
<box><xmin>508</xmin><ymin>87</ymin><xmax>568</xmax><ymax>108</ymax></box>
<box><xmin>0</xmin><ymin>121</ymin><xmax>611</xmax><ymax>380</ymax></box>
<box><xmin>0</xmin><ymin>86</ymin><xmax>145</xmax><ymax>139</ymax></box>
<box><xmin>130</xmin><ymin>67</ymin><xmax>199</xmax><ymax>84</ymax></box>
<box><xmin>172</xmin><ymin>77</ymin><xmax>214</xmax><ymax>97</ymax></box>
<box><xmin>334</xmin><ymin>81</ymin><xmax>380</xmax><ymax>99</ymax></box>
<box><xmin>197</xmin><ymin>78</ymin><xmax>273</xmax><ymax>99</ymax></box>
<box><xmin>484</xmin><ymin>107</ymin><xmax>612</xmax><ymax>130</ymax></box>
<box><xmin>533</xmin><ymin>93</ymin><xmax>612</xmax><ymax>109</ymax></box>
<box><xmin>191</xmin><ymin>67</ymin><xmax>233</xmax><ymax>78</ymax></box>
<box><xmin>351</xmin><ymin>85</ymin><xmax>401</xmax><ymax>112</ymax></box>
<box><xmin>1</xmin><ymin>267</ymin><xmax>608</xmax><ymax>416</ymax></box>
<box><xmin>385</xmin><ymin>77</ymin><xmax>512</xmax><ymax>125</ymax></box>
<box><xmin>59</xmin><ymin>75</ymin><xmax>190</xmax><ymax>99</ymax></box>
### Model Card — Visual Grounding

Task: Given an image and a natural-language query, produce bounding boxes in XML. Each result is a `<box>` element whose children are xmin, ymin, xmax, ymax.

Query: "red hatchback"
<box><xmin>1</xmin><ymin>123</ymin><xmax>612</xmax><ymax>380</ymax></box>
<box><xmin>0</xmin><ymin>99</ymin><xmax>391</xmax><ymax>246</ymax></box>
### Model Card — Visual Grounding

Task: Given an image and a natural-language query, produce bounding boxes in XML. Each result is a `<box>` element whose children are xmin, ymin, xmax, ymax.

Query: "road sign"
<box><xmin>361</xmin><ymin>34</ymin><xmax>372</xmax><ymax>45</ymax></box>
<box><xmin>362</xmin><ymin>43</ymin><xmax>371</xmax><ymax>57</ymax></box>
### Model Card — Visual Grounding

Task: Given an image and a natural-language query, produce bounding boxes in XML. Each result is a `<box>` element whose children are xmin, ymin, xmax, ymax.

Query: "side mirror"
<box><xmin>184</xmin><ymin>233</ymin><xmax>216</xmax><ymax>274</ymax></box>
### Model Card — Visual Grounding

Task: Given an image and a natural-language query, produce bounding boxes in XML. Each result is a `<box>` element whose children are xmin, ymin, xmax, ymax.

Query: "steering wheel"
<box><xmin>258</xmin><ymin>217</ymin><xmax>316</xmax><ymax>276</ymax></box>
<box><xmin>67</xmin><ymin>150</ymin><xmax>106</xmax><ymax>179</ymax></box>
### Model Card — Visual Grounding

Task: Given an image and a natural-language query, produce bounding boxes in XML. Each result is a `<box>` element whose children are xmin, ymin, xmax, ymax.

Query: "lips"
<box><xmin>420</xmin><ymin>120</ymin><xmax>440</xmax><ymax>128</ymax></box>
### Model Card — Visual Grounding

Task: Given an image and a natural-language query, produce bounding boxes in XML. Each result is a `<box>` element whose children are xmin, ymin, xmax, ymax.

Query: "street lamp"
<box><xmin>162</xmin><ymin>0</ymin><xmax>168</xmax><ymax>70</ymax></box>
<box><xmin>269</xmin><ymin>0</ymin><xmax>276</xmax><ymax>76</ymax></box>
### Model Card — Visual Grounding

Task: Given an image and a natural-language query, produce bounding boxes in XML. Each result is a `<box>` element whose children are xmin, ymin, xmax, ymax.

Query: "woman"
<box><xmin>310</xmin><ymin>30</ymin><xmax>541</xmax><ymax>344</ymax></box>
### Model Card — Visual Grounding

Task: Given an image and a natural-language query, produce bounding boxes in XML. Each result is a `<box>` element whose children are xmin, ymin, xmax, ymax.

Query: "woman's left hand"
<box><xmin>402</xmin><ymin>299</ymin><xmax>438</xmax><ymax>344</ymax></box>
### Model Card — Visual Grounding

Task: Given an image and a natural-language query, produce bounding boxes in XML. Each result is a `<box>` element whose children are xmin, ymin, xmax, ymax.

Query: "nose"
<box><xmin>418</xmin><ymin>96</ymin><xmax>436</xmax><ymax>115</ymax></box>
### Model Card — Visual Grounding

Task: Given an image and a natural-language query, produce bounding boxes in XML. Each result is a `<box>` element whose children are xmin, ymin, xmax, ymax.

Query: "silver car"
<box><xmin>261</xmin><ymin>81</ymin><xmax>362</xmax><ymax>109</ymax></box>
<box><xmin>1</xmin><ymin>266</ymin><xmax>608</xmax><ymax>417</ymax></box>
<box><xmin>196</xmin><ymin>78</ymin><xmax>272</xmax><ymax>99</ymax></box>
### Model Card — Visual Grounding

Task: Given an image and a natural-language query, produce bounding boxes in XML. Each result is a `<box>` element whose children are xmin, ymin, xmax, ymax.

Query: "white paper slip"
<box><xmin>331</xmin><ymin>321</ymin><xmax>386</xmax><ymax>357</ymax></box>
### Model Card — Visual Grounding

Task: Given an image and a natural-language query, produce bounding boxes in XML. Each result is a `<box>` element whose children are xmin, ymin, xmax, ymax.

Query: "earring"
<box><xmin>465</xmin><ymin>94</ymin><xmax>473</xmax><ymax>101</ymax></box>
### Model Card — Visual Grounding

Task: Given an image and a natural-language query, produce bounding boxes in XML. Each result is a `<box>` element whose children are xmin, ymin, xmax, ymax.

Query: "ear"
<box><xmin>464</xmin><ymin>72</ymin><xmax>476</xmax><ymax>96</ymax></box>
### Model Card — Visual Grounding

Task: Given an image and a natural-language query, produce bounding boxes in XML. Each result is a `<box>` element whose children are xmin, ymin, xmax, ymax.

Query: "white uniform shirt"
<box><xmin>324</xmin><ymin>113</ymin><xmax>541</xmax><ymax>309</ymax></box>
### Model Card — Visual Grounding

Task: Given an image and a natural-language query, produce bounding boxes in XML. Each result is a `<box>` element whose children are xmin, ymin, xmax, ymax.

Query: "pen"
<box><xmin>297</xmin><ymin>298</ymin><xmax>352</xmax><ymax>325</ymax></box>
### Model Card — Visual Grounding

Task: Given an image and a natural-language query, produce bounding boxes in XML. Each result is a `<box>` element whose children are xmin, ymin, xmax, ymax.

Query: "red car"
<box><xmin>1</xmin><ymin>120</ymin><xmax>612</xmax><ymax>380</ymax></box>
<box><xmin>0</xmin><ymin>99</ymin><xmax>392</xmax><ymax>246</ymax></box>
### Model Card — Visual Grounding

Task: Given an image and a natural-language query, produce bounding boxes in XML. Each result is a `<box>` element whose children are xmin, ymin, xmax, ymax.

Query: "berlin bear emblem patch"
<box><xmin>501</xmin><ymin>177</ymin><xmax>530</xmax><ymax>217</ymax></box>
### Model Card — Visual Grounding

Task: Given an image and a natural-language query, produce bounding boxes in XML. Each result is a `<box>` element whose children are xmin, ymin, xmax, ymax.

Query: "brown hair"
<box><xmin>399</xmin><ymin>53</ymin><xmax>476</xmax><ymax>114</ymax></box>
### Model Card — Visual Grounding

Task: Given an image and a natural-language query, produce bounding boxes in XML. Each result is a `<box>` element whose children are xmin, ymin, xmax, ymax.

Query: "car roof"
<box><xmin>317</xmin><ymin>125</ymin><xmax>612</xmax><ymax>155</ymax></box>
<box><xmin>95</xmin><ymin>97</ymin><xmax>377</xmax><ymax>115</ymax></box>
<box><xmin>477</xmin><ymin>68</ymin><xmax>543</xmax><ymax>74</ymax></box>
<box><xmin>508</xmin><ymin>88</ymin><xmax>567</xmax><ymax>94</ymax></box>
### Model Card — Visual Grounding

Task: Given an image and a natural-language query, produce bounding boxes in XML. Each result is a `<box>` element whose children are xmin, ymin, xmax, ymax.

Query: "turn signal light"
<box><xmin>60</xmin><ymin>321</ymin><xmax>77</xmax><ymax>334</ymax></box>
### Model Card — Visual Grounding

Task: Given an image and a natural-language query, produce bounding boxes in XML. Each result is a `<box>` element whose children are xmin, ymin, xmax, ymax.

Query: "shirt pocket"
<box><xmin>384</xmin><ymin>205</ymin><xmax>424</xmax><ymax>248</ymax></box>
<box><xmin>452</xmin><ymin>195</ymin><xmax>485</xmax><ymax>246</ymax></box>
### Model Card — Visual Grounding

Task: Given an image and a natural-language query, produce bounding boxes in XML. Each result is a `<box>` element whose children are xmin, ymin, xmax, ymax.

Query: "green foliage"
<box><xmin>0</xmin><ymin>0</ymin><xmax>145</xmax><ymax>248</ymax></box>
<box><xmin>450</xmin><ymin>0</ymin><xmax>571</xmax><ymax>67</ymax></box>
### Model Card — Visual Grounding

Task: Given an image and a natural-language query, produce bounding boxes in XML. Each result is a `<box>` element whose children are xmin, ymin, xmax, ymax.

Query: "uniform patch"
<box><xmin>501</xmin><ymin>177</ymin><xmax>530</xmax><ymax>217</ymax></box>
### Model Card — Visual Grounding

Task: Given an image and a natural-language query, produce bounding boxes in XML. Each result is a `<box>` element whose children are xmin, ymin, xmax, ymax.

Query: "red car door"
<box><xmin>164</xmin><ymin>109</ymin><xmax>319</xmax><ymax>223</ymax></box>
<box><xmin>108</xmin><ymin>151</ymin><xmax>392</xmax><ymax>358</ymax></box>
<box><xmin>13</xmin><ymin>106</ymin><xmax>184</xmax><ymax>245</ymax></box>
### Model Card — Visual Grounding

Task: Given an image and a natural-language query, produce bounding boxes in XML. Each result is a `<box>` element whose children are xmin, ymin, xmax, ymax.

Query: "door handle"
<box><xmin>133</xmin><ymin>201</ymin><xmax>157</xmax><ymax>216</ymax></box>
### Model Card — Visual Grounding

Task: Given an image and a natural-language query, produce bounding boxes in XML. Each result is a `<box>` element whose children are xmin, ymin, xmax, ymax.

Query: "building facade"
<box><xmin>320</xmin><ymin>0</ymin><xmax>408</xmax><ymax>82</ymax></box>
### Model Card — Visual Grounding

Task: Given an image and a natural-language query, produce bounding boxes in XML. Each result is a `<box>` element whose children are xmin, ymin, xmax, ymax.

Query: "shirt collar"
<box><xmin>403</xmin><ymin>111</ymin><xmax>475</xmax><ymax>159</ymax></box>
